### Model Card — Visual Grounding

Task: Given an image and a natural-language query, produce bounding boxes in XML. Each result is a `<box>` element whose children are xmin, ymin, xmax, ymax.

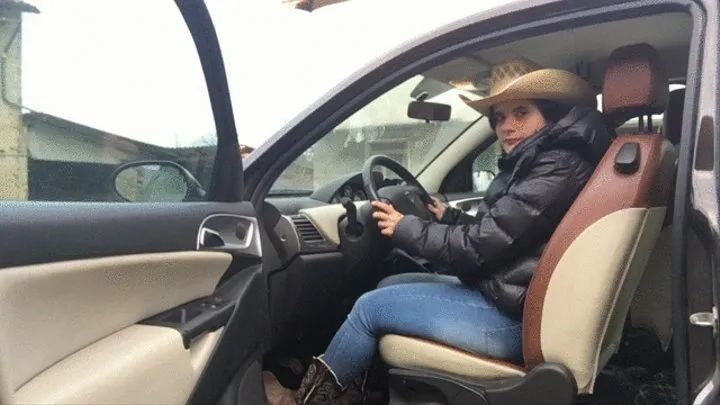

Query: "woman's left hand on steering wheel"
<box><xmin>371</xmin><ymin>201</ymin><xmax>405</xmax><ymax>237</ymax></box>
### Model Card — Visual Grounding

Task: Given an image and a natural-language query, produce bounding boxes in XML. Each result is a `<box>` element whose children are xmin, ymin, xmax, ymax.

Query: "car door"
<box><xmin>0</xmin><ymin>1</ymin><xmax>268</xmax><ymax>404</ymax></box>
<box><xmin>679</xmin><ymin>0</ymin><xmax>720</xmax><ymax>402</ymax></box>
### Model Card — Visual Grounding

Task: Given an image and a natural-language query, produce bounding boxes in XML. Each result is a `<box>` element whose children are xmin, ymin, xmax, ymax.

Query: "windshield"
<box><xmin>270</xmin><ymin>75</ymin><xmax>482</xmax><ymax>194</ymax></box>
<box><xmin>206</xmin><ymin>0</ymin><xmax>500</xmax><ymax>151</ymax></box>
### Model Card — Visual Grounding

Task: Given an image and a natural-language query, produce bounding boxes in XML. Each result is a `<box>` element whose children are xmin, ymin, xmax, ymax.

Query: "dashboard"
<box><xmin>267</xmin><ymin>171</ymin><xmax>402</xmax><ymax>215</ymax></box>
<box><xmin>330</xmin><ymin>183</ymin><xmax>367</xmax><ymax>204</ymax></box>
<box><xmin>317</xmin><ymin>171</ymin><xmax>402</xmax><ymax>204</ymax></box>
<box><xmin>262</xmin><ymin>171</ymin><xmax>406</xmax><ymax>262</ymax></box>
<box><xmin>262</xmin><ymin>173</ymin><xmax>394</xmax><ymax>346</ymax></box>
<box><xmin>258</xmin><ymin>171</ymin><xmax>460</xmax><ymax>345</ymax></box>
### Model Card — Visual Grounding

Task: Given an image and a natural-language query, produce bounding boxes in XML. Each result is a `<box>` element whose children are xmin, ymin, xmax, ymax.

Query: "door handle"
<box><xmin>200</xmin><ymin>227</ymin><xmax>225</xmax><ymax>248</ymax></box>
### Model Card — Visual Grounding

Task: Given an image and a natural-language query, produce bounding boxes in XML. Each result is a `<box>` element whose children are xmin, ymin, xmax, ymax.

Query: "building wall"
<box><xmin>26</xmin><ymin>120</ymin><xmax>162</xmax><ymax>164</ymax></box>
<box><xmin>25</xmin><ymin>117</ymin><xmax>217</xmax><ymax>202</ymax></box>
<box><xmin>28</xmin><ymin>160</ymin><xmax>118</xmax><ymax>201</ymax></box>
<box><xmin>0</xmin><ymin>9</ymin><xmax>27</xmax><ymax>200</ymax></box>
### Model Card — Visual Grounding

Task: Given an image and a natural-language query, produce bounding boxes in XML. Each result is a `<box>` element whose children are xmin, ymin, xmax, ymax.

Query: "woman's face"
<box><xmin>492</xmin><ymin>99</ymin><xmax>547</xmax><ymax>153</ymax></box>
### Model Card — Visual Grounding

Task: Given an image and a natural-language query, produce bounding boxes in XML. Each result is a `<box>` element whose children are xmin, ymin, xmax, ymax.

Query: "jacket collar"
<box><xmin>497</xmin><ymin>106</ymin><xmax>615</xmax><ymax>174</ymax></box>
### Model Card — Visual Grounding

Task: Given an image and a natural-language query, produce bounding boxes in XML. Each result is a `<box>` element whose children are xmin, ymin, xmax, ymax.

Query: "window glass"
<box><xmin>472</xmin><ymin>140</ymin><xmax>501</xmax><ymax>192</ymax></box>
<box><xmin>1</xmin><ymin>1</ymin><xmax>217</xmax><ymax>202</ymax></box>
<box><xmin>269</xmin><ymin>75</ymin><xmax>482</xmax><ymax>195</ymax></box>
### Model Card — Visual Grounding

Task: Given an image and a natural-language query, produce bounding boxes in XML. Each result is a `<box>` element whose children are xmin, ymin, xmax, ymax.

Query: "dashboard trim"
<box><xmin>298</xmin><ymin>202</ymin><xmax>364</xmax><ymax>246</ymax></box>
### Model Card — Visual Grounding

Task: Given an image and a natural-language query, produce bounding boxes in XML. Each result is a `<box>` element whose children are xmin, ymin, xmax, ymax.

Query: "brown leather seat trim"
<box><xmin>522</xmin><ymin>135</ymin><xmax>663</xmax><ymax>367</ymax></box>
<box><xmin>603</xmin><ymin>43</ymin><xmax>669</xmax><ymax>125</ymax></box>
<box><xmin>398</xmin><ymin>336</ymin><xmax>526</xmax><ymax>372</ymax></box>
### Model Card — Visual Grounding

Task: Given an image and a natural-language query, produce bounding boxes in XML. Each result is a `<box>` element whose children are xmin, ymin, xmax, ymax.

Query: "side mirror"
<box><xmin>112</xmin><ymin>160</ymin><xmax>206</xmax><ymax>202</ymax></box>
<box><xmin>472</xmin><ymin>170</ymin><xmax>495</xmax><ymax>193</ymax></box>
<box><xmin>407</xmin><ymin>100</ymin><xmax>451</xmax><ymax>122</ymax></box>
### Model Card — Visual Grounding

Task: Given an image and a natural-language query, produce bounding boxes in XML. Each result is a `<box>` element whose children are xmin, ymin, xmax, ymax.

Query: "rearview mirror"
<box><xmin>407</xmin><ymin>100</ymin><xmax>451</xmax><ymax>122</ymax></box>
<box><xmin>112</xmin><ymin>161</ymin><xmax>206</xmax><ymax>202</ymax></box>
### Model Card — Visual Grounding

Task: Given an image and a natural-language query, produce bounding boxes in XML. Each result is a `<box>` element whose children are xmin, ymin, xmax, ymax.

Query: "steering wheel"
<box><xmin>361</xmin><ymin>155</ymin><xmax>435</xmax><ymax>222</ymax></box>
<box><xmin>337</xmin><ymin>155</ymin><xmax>435</xmax><ymax>267</ymax></box>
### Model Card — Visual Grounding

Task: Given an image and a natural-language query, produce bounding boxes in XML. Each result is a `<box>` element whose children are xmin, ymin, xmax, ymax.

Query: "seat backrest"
<box><xmin>629</xmin><ymin>87</ymin><xmax>685</xmax><ymax>350</ymax></box>
<box><xmin>522</xmin><ymin>43</ymin><xmax>676</xmax><ymax>394</ymax></box>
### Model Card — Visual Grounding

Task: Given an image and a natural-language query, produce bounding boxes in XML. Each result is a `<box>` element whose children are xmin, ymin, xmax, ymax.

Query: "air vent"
<box><xmin>290</xmin><ymin>215</ymin><xmax>324</xmax><ymax>244</ymax></box>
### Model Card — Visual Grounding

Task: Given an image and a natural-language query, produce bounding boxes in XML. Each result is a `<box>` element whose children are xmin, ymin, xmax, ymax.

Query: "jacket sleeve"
<box><xmin>440</xmin><ymin>205</ymin><xmax>483</xmax><ymax>225</ymax></box>
<box><xmin>392</xmin><ymin>151</ymin><xmax>586</xmax><ymax>276</ymax></box>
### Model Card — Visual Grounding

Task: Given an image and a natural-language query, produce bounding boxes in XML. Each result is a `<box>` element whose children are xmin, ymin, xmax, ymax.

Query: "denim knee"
<box><xmin>348</xmin><ymin>290</ymin><xmax>380</xmax><ymax>333</ymax></box>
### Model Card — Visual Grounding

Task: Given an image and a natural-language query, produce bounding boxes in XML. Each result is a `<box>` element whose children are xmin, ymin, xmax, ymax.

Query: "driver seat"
<box><xmin>378</xmin><ymin>43</ymin><xmax>676</xmax><ymax>404</ymax></box>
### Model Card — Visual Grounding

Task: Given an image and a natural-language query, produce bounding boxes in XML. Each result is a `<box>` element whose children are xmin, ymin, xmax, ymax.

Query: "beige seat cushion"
<box><xmin>379</xmin><ymin>335</ymin><xmax>526</xmax><ymax>380</ymax></box>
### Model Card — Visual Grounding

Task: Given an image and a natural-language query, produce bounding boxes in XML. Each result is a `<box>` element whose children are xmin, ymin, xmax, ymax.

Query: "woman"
<box><xmin>264</xmin><ymin>58</ymin><xmax>614</xmax><ymax>405</ymax></box>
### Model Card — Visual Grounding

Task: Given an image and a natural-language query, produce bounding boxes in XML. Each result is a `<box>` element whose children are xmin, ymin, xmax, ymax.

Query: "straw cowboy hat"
<box><xmin>461</xmin><ymin>58</ymin><xmax>597</xmax><ymax>115</ymax></box>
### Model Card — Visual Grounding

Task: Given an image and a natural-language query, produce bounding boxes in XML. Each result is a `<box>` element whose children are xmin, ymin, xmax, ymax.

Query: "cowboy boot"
<box><xmin>264</xmin><ymin>357</ymin><xmax>345</xmax><ymax>405</ymax></box>
<box><xmin>341</xmin><ymin>365</ymin><xmax>389</xmax><ymax>405</ymax></box>
<box><xmin>334</xmin><ymin>371</ymin><xmax>367</xmax><ymax>405</ymax></box>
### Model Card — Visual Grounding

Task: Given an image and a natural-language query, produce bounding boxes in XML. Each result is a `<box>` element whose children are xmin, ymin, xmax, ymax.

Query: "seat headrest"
<box><xmin>603</xmin><ymin>43</ymin><xmax>669</xmax><ymax>128</ymax></box>
<box><xmin>663</xmin><ymin>88</ymin><xmax>685</xmax><ymax>145</ymax></box>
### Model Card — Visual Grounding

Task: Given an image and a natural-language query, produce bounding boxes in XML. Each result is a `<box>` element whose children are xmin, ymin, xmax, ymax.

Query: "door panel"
<box><xmin>0</xmin><ymin>202</ymin><xmax>266</xmax><ymax>404</ymax></box>
<box><xmin>0</xmin><ymin>251</ymin><xmax>230</xmax><ymax>396</ymax></box>
<box><xmin>0</xmin><ymin>0</ymin><xmax>268</xmax><ymax>403</ymax></box>
<box><xmin>0</xmin><ymin>202</ymin><xmax>256</xmax><ymax>269</ymax></box>
<box><xmin>15</xmin><ymin>326</ymin><xmax>223</xmax><ymax>404</ymax></box>
<box><xmin>186</xmin><ymin>263</ymin><xmax>270</xmax><ymax>405</ymax></box>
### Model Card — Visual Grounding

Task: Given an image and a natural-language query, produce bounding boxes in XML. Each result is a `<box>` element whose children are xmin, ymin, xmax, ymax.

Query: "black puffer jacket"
<box><xmin>393</xmin><ymin>106</ymin><xmax>614</xmax><ymax>319</ymax></box>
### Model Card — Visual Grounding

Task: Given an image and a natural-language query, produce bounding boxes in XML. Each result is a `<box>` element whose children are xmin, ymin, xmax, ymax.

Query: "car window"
<box><xmin>1</xmin><ymin>1</ymin><xmax>217</xmax><ymax>203</ymax></box>
<box><xmin>269</xmin><ymin>74</ymin><xmax>482</xmax><ymax>195</ymax></box>
<box><xmin>471</xmin><ymin>140</ymin><xmax>501</xmax><ymax>192</ymax></box>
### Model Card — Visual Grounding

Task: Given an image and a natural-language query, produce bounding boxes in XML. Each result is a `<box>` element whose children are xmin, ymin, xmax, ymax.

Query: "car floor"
<box><xmin>264</xmin><ymin>325</ymin><xmax>677</xmax><ymax>405</ymax></box>
<box><xmin>578</xmin><ymin>326</ymin><xmax>677</xmax><ymax>405</ymax></box>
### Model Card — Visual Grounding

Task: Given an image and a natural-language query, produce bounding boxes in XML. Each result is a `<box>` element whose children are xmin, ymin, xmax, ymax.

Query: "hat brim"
<box><xmin>460</xmin><ymin>69</ymin><xmax>597</xmax><ymax>116</ymax></box>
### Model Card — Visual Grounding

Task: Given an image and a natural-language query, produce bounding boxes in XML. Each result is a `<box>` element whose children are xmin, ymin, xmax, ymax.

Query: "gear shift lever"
<box><xmin>341</xmin><ymin>197</ymin><xmax>363</xmax><ymax>236</ymax></box>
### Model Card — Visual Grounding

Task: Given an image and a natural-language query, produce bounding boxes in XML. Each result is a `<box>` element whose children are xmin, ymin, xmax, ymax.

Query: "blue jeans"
<box><xmin>322</xmin><ymin>273</ymin><xmax>523</xmax><ymax>386</ymax></box>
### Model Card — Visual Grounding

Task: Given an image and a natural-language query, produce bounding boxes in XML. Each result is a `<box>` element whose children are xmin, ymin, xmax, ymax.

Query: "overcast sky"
<box><xmin>19</xmin><ymin>0</ymin><xmax>509</xmax><ymax>148</ymax></box>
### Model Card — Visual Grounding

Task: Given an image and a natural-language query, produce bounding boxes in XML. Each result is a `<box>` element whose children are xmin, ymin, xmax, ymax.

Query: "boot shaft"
<box><xmin>295</xmin><ymin>359</ymin><xmax>344</xmax><ymax>405</ymax></box>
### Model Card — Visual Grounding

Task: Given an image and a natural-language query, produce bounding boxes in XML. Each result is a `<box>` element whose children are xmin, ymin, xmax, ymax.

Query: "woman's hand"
<box><xmin>427</xmin><ymin>196</ymin><xmax>448</xmax><ymax>221</ymax></box>
<box><xmin>371</xmin><ymin>201</ymin><xmax>405</xmax><ymax>237</ymax></box>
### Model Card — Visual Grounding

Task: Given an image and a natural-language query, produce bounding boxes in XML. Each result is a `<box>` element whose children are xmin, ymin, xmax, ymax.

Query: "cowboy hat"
<box><xmin>460</xmin><ymin>58</ymin><xmax>597</xmax><ymax>115</ymax></box>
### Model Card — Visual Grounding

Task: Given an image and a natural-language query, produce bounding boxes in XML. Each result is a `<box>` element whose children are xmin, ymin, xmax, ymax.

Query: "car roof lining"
<box><xmin>423</xmin><ymin>11</ymin><xmax>692</xmax><ymax>95</ymax></box>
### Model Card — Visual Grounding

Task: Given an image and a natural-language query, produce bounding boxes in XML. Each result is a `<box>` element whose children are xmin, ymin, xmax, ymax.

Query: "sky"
<box><xmin>19</xmin><ymin>0</ymin><xmax>512</xmax><ymax>149</ymax></box>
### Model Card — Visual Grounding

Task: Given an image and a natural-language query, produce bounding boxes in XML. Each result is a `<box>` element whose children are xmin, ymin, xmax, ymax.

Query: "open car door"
<box><xmin>0</xmin><ymin>1</ymin><xmax>268</xmax><ymax>404</ymax></box>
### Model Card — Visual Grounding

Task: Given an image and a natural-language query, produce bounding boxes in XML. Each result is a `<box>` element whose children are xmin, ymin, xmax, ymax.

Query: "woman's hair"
<box><xmin>488</xmin><ymin>99</ymin><xmax>573</xmax><ymax>130</ymax></box>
